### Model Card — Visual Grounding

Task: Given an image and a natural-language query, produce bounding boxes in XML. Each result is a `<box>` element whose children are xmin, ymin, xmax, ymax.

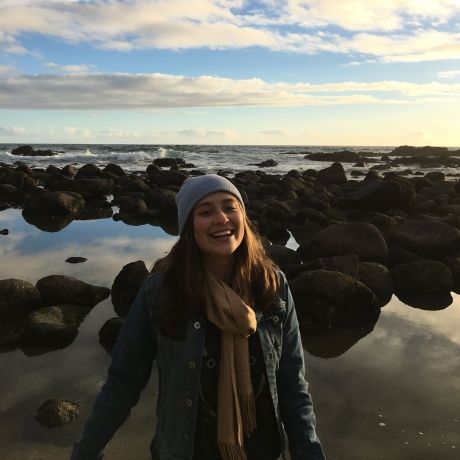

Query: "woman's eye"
<box><xmin>225</xmin><ymin>205</ymin><xmax>237</xmax><ymax>211</ymax></box>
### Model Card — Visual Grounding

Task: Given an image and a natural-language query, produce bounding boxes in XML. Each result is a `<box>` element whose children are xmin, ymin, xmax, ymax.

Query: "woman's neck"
<box><xmin>202</xmin><ymin>255</ymin><xmax>235</xmax><ymax>284</ymax></box>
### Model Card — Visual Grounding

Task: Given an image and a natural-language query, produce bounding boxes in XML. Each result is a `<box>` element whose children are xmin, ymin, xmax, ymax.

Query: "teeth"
<box><xmin>212</xmin><ymin>230</ymin><xmax>233</xmax><ymax>237</ymax></box>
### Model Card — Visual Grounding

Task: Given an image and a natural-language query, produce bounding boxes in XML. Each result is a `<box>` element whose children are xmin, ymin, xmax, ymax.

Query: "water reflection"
<box><xmin>301</xmin><ymin>317</ymin><xmax>379</xmax><ymax>358</ymax></box>
<box><xmin>0</xmin><ymin>209</ymin><xmax>459</xmax><ymax>459</ymax></box>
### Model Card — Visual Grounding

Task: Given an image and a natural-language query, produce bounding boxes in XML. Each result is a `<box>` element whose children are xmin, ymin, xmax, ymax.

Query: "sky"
<box><xmin>0</xmin><ymin>0</ymin><xmax>460</xmax><ymax>146</ymax></box>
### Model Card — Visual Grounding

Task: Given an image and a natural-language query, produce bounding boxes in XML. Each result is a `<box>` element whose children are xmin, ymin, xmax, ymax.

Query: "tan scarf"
<box><xmin>203</xmin><ymin>269</ymin><xmax>257</xmax><ymax>460</ymax></box>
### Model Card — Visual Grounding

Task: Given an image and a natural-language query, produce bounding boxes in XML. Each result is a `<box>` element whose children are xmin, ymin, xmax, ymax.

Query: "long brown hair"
<box><xmin>152</xmin><ymin>204</ymin><xmax>279</xmax><ymax>339</ymax></box>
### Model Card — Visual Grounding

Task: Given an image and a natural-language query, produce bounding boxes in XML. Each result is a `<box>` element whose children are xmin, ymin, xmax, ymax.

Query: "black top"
<box><xmin>193</xmin><ymin>321</ymin><xmax>283</xmax><ymax>460</ymax></box>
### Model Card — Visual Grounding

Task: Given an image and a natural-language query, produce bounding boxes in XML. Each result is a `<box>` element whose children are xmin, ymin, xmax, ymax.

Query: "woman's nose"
<box><xmin>214</xmin><ymin>208</ymin><xmax>229</xmax><ymax>224</ymax></box>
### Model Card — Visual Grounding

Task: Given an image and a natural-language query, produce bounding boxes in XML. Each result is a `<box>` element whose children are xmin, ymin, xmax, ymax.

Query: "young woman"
<box><xmin>71</xmin><ymin>174</ymin><xmax>325</xmax><ymax>460</ymax></box>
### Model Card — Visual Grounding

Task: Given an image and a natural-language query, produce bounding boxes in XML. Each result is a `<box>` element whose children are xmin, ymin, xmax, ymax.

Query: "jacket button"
<box><xmin>185</xmin><ymin>398</ymin><xmax>193</xmax><ymax>407</ymax></box>
<box><xmin>188</xmin><ymin>361</ymin><xmax>196</xmax><ymax>369</ymax></box>
<box><xmin>193</xmin><ymin>321</ymin><xmax>201</xmax><ymax>330</ymax></box>
<box><xmin>184</xmin><ymin>434</ymin><xmax>190</xmax><ymax>441</ymax></box>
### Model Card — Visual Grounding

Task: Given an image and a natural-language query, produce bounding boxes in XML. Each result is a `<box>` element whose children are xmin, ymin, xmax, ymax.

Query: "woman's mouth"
<box><xmin>210</xmin><ymin>229</ymin><xmax>234</xmax><ymax>238</ymax></box>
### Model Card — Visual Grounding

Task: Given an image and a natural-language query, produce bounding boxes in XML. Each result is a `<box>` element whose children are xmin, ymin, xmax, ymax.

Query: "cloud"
<box><xmin>259</xmin><ymin>129</ymin><xmax>286</xmax><ymax>137</ymax></box>
<box><xmin>285</xmin><ymin>0</ymin><xmax>460</xmax><ymax>32</ymax></box>
<box><xmin>0</xmin><ymin>126</ymin><xmax>26</xmax><ymax>136</ymax></box>
<box><xmin>44</xmin><ymin>62</ymin><xmax>97</xmax><ymax>74</ymax></box>
<box><xmin>1</xmin><ymin>72</ymin><xmax>459</xmax><ymax>110</ymax></box>
<box><xmin>0</xmin><ymin>1</ymin><xmax>459</xmax><ymax>63</ymax></box>
<box><xmin>438</xmin><ymin>69</ymin><xmax>460</xmax><ymax>79</ymax></box>
<box><xmin>0</xmin><ymin>65</ymin><xmax>16</xmax><ymax>75</ymax></box>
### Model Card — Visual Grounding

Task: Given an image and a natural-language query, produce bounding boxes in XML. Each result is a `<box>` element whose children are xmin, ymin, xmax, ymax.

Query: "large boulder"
<box><xmin>0</xmin><ymin>279</ymin><xmax>41</xmax><ymax>322</ymax></box>
<box><xmin>99</xmin><ymin>317</ymin><xmax>124</xmax><ymax>353</ymax></box>
<box><xmin>312</xmin><ymin>222</ymin><xmax>389</xmax><ymax>264</ymax></box>
<box><xmin>11</xmin><ymin>145</ymin><xmax>55</xmax><ymax>156</ymax></box>
<box><xmin>266</xmin><ymin>244</ymin><xmax>301</xmax><ymax>271</ymax></box>
<box><xmin>35</xmin><ymin>399</ymin><xmax>79</xmax><ymax>428</ymax></box>
<box><xmin>392</xmin><ymin>260</ymin><xmax>453</xmax><ymax>309</ymax></box>
<box><xmin>338</xmin><ymin>176</ymin><xmax>416</xmax><ymax>212</ymax></box>
<box><xmin>289</xmin><ymin>270</ymin><xmax>380</xmax><ymax>331</ymax></box>
<box><xmin>389</xmin><ymin>220</ymin><xmax>460</xmax><ymax>260</ymax></box>
<box><xmin>145</xmin><ymin>188</ymin><xmax>177</xmax><ymax>218</ymax></box>
<box><xmin>111</xmin><ymin>261</ymin><xmax>149</xmax><ymax>317</ymax></box>
<box><xmin>153</xmin><ymin>158</ymin><xmax>186</xmax><ymax>168</ymax></box>
<box><xmin>316</xmin><ymin>162</ymin><xmax>347</xmax><ymax>185</ymax></box>
<box><xmin>358</xmin><ymin>262</ymin><xmax>393</xmax><ymax>307</ymax></box>
<box><xmin>23</xmin><ymin>191</ymin><xmax>85</xmax><ymax>216</ymax></box>
<box><xmin>36</xmin><ymin>275</ymin><xmax>110</xmax><ymax>308</ymax></box>
<box><xmin>47</xmin><ymin>177</ymin><xmax>114</xmax><ymax>199</ymax></box>
<box><xmin>305</xmin><ymin>151</ymin><xmax>364</xmax><ymax>162</ymax></box>
<box><xmin>23</xmin><ymin>305</ymin><xmax>86</xmax><ymax>346</ymax></box>
<box><xmin>390</xmin><ymin>145</ymin><xmax>452</xmax><ymax>156</ymax></box>
<box><xmin>3</xmin><ymin>170</ymin><xmax>37</xmax><ymax>190</ymax></box>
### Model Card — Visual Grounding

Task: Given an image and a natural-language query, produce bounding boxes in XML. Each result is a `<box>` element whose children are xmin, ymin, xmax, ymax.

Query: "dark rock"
<box><xmin>3</xmin><ymin>170</ymin><xmax>37</xmax><ymax>190</ymax></box>
<box><xmin>75</xmin><ymin>163</ymin><xmax>103</xmax><ymax>179</ymax></box>
<box><xmin>153</xmin><ymin>158</ymin><xmax>186</xmax><ymax>168</ymax></box>
<box><xmin>118</xmin><ymin>177</ymin><xmax>151</xmax><ymax>193</ymax></box>
<box><xmin>23</xmin><ymin>191</ymin><xmax>85</xmax><ymax>216</ymax></box>
<box><xmin>103</xmin><ymin>163</ymin><xmax>126</xmax><ymax>177</ymax></box>
<box><xmin>249</xmin><ymin>159</ymin><xmax>278</xmax><ymax>167</ymax></box>
<box><xmin>65</xmin><ymin>257</ymin><xmax>87</xmax><ymax>264</ymax></box>
<box><xmin>392</xmin><ymin>260</ymin><xmax>453</xmax><ymax>309</ymax></box>
<box><xmin>294</xmin><ymin>207</ymin><xmax>329</xmax><ymax>227</ymax></box>
<box><xmin>290</xmin><ymin>270</ymin><xmax>380</xmax><ymax>331</ymax></box>
<box><xmin>446</xmin><ymin>258</ymin><xmax>460</xmax><ymax>293</ymax></box>
<box><xmin>23</xmin><ymin>305</ymin><xmax>86</xmax><ymax>346</ymax></box>
<box><xmin>47</xmin><ymin>177</ymin><xmax>114</xmax><ymax>199</ymax></box>
<box><xmin>389</xmin><ymin>220</ymin><xmax>460</xmax><ymax>260</ymax></box>
<box><xmin>0</xmin><ymin>279</ymin><xmax>41</xmax><ymax>322</ymax></box>
<box><xmin>267</xmin><ymin>245</ymin><xmax>301</xmax><ymax>269</ymax></box>
<box><xmin>116</xmin><ymin>196</ymin><xmax>148</xmax><ymax>214</ymax></box>
<box><xmin>35</xmin><ymin>399</ymin><xmax>79</xmax><ymax>428</ymax></box>
<box><xmin>305</xmin><ymin>151</ymin><xmax>364</xmax><ymax>163</ymax></box>
<box><xmin>388</xmin><ymin>245</ymin><xmax>426</xmax><ymax>266</ymax></box>
<box><xmin>0</xmin><ymin>184</ymin><xmax>24</xmax><ymax>204</ymax></box>
<box><xmin>316</xmin><ymin>162</ymin><xmax>347</xmax><ymax>185</ymax></box>
<box><xmin>36</xmin><ymin>275</ymin><xmax>110</xmax><ymax>308</ymax></box>
<box><xmin>359</xmin><ymin>262</ymin><xmax>393</xmax><ymax>307</ymax></box>
<box><xmin>390</xmin><ymin>145</ymin><xmax>453</xmax><ymax>156</ymax></box>
<box><xmin>111</xmin><ymin>261</ymin><xmax>148</xmax><ymax>317</ymax></box>
<box><xmin>99</xmin><ymin>317</ymin><xmax>124</xmax><ymax>353</ymax></box>
<box><xmin>145</xmin><ymin>188</ymin><xmax>177</xmax><ymax>218</ymax></box>
<box><xmin>22</xmin><ymin>212</ymin><xmax>74</xmax><ymax>232</ymax></box>
<box><xmin>425</xmin><ymin>171</ymin><xmax>445</xmax><ymax>181</ymax></box>
<box><xmin>338</xmin><ymin>176</ymin><xmax>415</xmax><ymax>212</ymax></box>
<box><xmin>312</xmin><ymin>222</ymin><xmax>388</xmax><ymax>264</ymax></box>
<box><xmin>61</xmin><ymin>165</ymin><xmax>78</xmax><ymax>177</ymax></box>
<box><xmin>154</xmin><ymin>170</ymin><xmax>189</xmax><ymax>187</ymax></box>
<box><xmin>0</xmin><ymin>229</ymin><xmax>8</xmax><ymax>235</ymax></box>
<box><xmin>302</xmin><ymin>321</ymin><xmax>379</xmax><ymax>358</ymax></box>
<box><xmin>11</xmin><ymin>145</ymin><xmax>56</xmax><ymax>156</ymax></box>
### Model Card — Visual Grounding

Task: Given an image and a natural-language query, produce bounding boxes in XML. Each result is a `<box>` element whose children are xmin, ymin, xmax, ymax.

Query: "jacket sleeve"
<box><xmin>70</xmin><ymin>276</ymin><xmax>157</xmax><ymax>460</ymax></box>
<box><xmin>277</xmin><ymin>273</ymin><xmax>325</xmax><ymax>460</ymax></box>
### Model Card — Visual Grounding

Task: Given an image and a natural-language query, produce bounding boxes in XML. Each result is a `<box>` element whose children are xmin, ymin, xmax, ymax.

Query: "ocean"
<box><xmin>0</xmin><ymin>143</ymin><xmax>395</xmax><ymax>175</ymax></box>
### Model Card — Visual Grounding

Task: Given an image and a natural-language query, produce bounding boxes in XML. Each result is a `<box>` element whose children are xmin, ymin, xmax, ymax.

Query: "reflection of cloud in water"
<box><xmin>307</xmin><ymin>306</ymin><xmax>460</xmax><ymax>459</ymax></box>
<box><xmin>0</xmin><ymin>214</ymin><xmax>177</xmax><ymax>286</ymax></box>
<box><xmin>384</xmin><ymin>294</ymin><xmax>460</xmax><ymax>347</ymax></box>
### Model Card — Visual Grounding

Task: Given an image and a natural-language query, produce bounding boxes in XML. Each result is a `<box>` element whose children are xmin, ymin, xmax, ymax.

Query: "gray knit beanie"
<box><xmin>175</xmin><ymin>174</ymin><xmax>244</xmax><ymax>234</ymax></box>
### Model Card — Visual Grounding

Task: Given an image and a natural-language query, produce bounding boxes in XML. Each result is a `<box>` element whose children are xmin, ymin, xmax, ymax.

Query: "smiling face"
<box><xmin>193</xmin><ymin>192</ymin><xmax>245</xmax><ymax>268</ymax></box>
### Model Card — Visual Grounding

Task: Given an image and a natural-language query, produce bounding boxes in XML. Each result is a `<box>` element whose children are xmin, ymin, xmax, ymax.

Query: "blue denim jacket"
<box><xmin>71</xmin><ymin>272</ymin><xmax>325</xmax><ymax>460</ymax></box>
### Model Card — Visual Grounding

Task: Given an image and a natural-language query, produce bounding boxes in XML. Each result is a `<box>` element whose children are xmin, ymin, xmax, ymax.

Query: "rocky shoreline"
<box><xmin>2</xmin><ymin>145</ymin><xmax>460</xmax><ymax>354</ymax></box>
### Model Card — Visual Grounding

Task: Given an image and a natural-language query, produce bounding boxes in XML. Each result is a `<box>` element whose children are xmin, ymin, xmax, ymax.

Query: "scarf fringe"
<box><xmin>218</xmin><ymin>442</ymin><xmax>248</xmax><ymax>460</ymax></box>
<box><xmin>241</xmin><ymin>393</ymin><xmax>257</xmax><ymax>436</ymax></box>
